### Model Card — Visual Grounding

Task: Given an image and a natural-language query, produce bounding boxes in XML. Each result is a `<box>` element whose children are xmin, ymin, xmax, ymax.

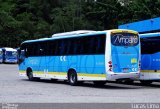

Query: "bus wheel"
<box><xmin>93</xmin><ymin>81</ymin><xmax>107</xmax><ymax>86</ymax></box>
<box><xmin>27</xmin><ymin>70</ymin><xmax>34</xmax><ymax>81</ymax></box>
<box><xmin>68</xmin><ymin>70</ymin><xmax>77</xmax><ymax>86</ymax></box>
<box><xmin>140</xmin><ymin>80</ymin><xmax>152</xmax><ymax>85</ymax></box>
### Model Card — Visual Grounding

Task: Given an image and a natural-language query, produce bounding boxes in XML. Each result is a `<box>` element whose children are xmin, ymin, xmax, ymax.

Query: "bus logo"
<box><xmin>111</xmin><ymin>33</ymin><xmax>139</xmax><ymax>46</ymax></box>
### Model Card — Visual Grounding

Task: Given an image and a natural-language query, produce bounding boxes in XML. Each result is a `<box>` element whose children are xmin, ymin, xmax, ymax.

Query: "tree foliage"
<box><xmin>0</xmin><ymin>0</ymin><xmax>160</xmax><ymax>47</ymax></box>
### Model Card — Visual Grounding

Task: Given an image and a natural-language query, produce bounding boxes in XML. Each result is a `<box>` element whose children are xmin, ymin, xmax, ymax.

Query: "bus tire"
<box><xmin>93</xmin><ymin>81</ymin><xmax>106</xmax><ymax>86</ymax></box>
<box><xmin>68</xmin><ymin>70</ymin><xmax>78</xmax><ymax>86</ymax></box>
<box><xmin>140</xmin><ymin>80</ymin><xmax>152</xmax><ymax>85</ymax></box>
<box><xmin>27</xmin><ymin>69</ymin><xmax>34</xmax><ymax>81</ymax></box>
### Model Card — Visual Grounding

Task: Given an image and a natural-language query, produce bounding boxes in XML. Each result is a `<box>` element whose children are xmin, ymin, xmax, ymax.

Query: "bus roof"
<box><xmin>3</xmin><ymin>47</ymin><xmax>17</xmax><ymax>51</ymax></box>
<box><xmin>22</xmin><ymin>29</ymin><xmax>138</xmax><ymax>44</ymax></box>
<box><xmin>140</xmin><ymin>32</ymin><xmax>160</xmax><ymax>38</ymax></box>
<box><xmin>52</xmin><ymin>30</ymin><xmax>96</xmax><ymax>37</ymax></box>
<box><xmin>22</xmin><ymin>31</ymin><xmax>107</xmax><ymax>44</ymax></box>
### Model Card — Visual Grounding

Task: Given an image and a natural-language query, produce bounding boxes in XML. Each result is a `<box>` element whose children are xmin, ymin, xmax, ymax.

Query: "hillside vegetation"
<box><xmin>0</xmin><ymin>0</ymin><xmax>160</xmax><ymax>47</ymax></box>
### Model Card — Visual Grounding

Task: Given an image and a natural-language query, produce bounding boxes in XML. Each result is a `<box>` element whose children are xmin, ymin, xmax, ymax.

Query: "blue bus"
<box><xmin>19</xmin><ymin>30</ymin><xmax>140</xmax><ymax>86</ymax></box>
<box><xmin>0</xmin><ymin>48</ymin><xmax>3</xmax><ymax>63</ymax></box>
<box><xmin>140</xmin><ymin>33</ymin><xmax>160</xmax><ymax>84</ymax></box>
<box><xmin>2</xmin><ymin>47</ymin><xmax>18</xmax><ymax>64</ymax></box>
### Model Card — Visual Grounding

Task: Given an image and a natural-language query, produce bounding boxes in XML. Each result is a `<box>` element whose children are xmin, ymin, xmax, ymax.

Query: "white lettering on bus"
<box><xmin>114</xmin><ymin>35</ymin><xmax>138</xmax><ymax>44</ymax></box>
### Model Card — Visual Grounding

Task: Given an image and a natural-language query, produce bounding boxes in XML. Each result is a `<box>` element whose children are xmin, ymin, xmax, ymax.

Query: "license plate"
<box><xmin>123</xmin><ymin>68</ymin><xmax>129</xmax><ymax>73</ymax></box>
<box><xmin>9</xmin><ymin>60</ymin><xmax>15</xmax><ymax>62</ymax></box>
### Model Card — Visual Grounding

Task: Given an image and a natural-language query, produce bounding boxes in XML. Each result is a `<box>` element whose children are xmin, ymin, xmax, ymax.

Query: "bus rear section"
<box><xmin>106</xmin><ymin>30</ymin><xmax>140</xmax><ymax>81</ymax></box>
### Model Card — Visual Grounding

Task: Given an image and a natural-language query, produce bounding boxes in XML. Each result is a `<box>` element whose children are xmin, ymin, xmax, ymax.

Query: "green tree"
<box><xmin>1</xmin><ymin>0</ymin><xmax>160</xmax><ymax>47</ymax></box>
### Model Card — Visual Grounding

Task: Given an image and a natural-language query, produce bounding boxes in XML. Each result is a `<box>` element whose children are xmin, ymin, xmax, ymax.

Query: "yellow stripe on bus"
<box><xmin>78</xmin><ymin>73</ymin><xmax>106</xmax><ymax>78</ymax></box>
<box><xmin>47</xmin><ymin>72</ymin><xmax>67</xmax><ymax>75</ymax></box>
<box><xmin>34</xmin><ymin>72</ymin><xmax>44</xmax><ymax>74</ymax></box>
<box><xmin>141</xmin><ymin>70</ymin><xmax>160</xmax><ymax>73</ymax></box>
<box><xmin>19</xmin><ymin>70</ymin><xmax>26</xmax><ymax>73</ymax></box>
<box><xmin>19</xmin><ymin>70</ymin><xmax>106</xmax><ymax>78</ymax></box>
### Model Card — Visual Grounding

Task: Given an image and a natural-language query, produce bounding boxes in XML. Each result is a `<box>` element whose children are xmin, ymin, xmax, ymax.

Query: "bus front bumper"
<box><xmin>4</xmin><ymin>59</ymin><xmax>17</xmax><ymax>63</ymax></box>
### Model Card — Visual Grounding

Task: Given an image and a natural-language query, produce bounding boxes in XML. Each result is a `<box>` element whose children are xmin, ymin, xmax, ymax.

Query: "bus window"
<box><xmin>66</xmin><ymin>39</ymin><xmax>72</xmax><ymax>55</ymax></box>
<box><xmin>19</xmin><ymin>44</ymin><xmax>26</xmax><ymax>64</ymax></box>
<box><xmin>141</xmin><ymin>37</ymin><xmax>160</xmax><ymax>54</ymax></box>
<box><xmin>39</xmin><ymin>42</ymin><xmax>46</xmax><ymax>56</ymax></box>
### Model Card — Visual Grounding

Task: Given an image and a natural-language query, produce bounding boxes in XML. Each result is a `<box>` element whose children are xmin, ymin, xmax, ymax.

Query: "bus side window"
<box><xmin>19</xmin><ymin>44</ymin><xmax>26</xmax><ymax>63</ymax></box>
<box><xmin>67</xmin><ymin>38</ymin><xmax>75</xmax><ymax>55</ymax></box>
<box><xmin>31</xmin><ymin>43</ymin><xmax>34</xmax><ymax>56</ymax></box>
<box><xmin>38</xmin><ymin>42</ymin><xmax>46</xmax><ymax>56</ymax></box>
<box><xmin>78</xmin><ymin>38</ymin><xmax>84</xmax><ymax>54</ymax></box>
<box><xmin>47</xmin><ymin>40</ymin><xmax>56</xmax><ymax>56</ymax></box>
<box><xmin>61</xmin><ymin>39</ymin><xmax>70</xmax><ymax>55</ymax></box>
<box><xmin>43</xmin><ymin>42</ymin><xmax>47</xmax><ymax>56</ymax></box>
<box><xmin>20</xmin><ymin>50</ymin><xmax>25</xmax><ymax>59</ymax></box>
<box><xmin>25</xmin><ymin>45</ymin><xmax>29</xmax><ymax>57</ymax></box>
<box><xmin>60</xmin><ymin>40</ymin><xmax>66</xmax><ymax>55</ymax></box>
<box><xmin>54</xmin><ymin>40</ymin><xmax>60</xmax><ymax>56</ymax></box>
<box><xmin>87</xmin><ymin>37</ymin><xmax>91</xmax><ymax>54</ymax></box>
<box><xmin>73</xmin><ymin>38</ymin><xmax>80</xmax><ymax>55</ymax></box>
<box><xmin>66</xmin><ymin>39</ymin><xmax>71</xmax><ymax>55</ymax></box>
<box><xmin>25</xmin><ymin>48</ymin><xmax>27</xmax><ymax>57</ymax></box>
<box><xmin>98</xmin><ymin>36</ymin><xmax>105</xmax><ymax>54</ymax></box>
<box><xmin>95</xmin><ymin>37</ymin><xmax>100</xmax><ymax>54</ymax></box>
<box><xmin>46</xmin><ymin>41</ymin><xmax>51</xmax><ymax>56</ymax></box>
<box><xmin>82</xmin><ymin>37</ymin><xmax>88</xmax><ymax>54</ymax></box>
<box><xmin>34</xmin><ymin>43</ymin><xmax>38</xmax><ymax>56</ymax></box>
<box><xmin>71</xmin><ymin>38</ymin><xmax>75</xmax><ymax>55</ymax></box>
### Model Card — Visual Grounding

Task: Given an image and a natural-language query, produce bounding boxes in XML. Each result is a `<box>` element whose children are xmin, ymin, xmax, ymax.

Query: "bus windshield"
<box><xmin>111</xmin><ymin>32</ymin><xmax>139</xmax><ymax>46</ymax></box>
<box><xmin>6</xmin><ymin>51</ymin><xmax>17</xmax><ymax>57</ymax></box>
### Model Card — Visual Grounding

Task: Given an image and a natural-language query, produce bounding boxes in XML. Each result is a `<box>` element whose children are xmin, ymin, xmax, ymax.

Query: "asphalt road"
<box><xmin>0</xmin><ymin>64</ymin><xmax>160</xmax><ymax>103</ymax></box>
